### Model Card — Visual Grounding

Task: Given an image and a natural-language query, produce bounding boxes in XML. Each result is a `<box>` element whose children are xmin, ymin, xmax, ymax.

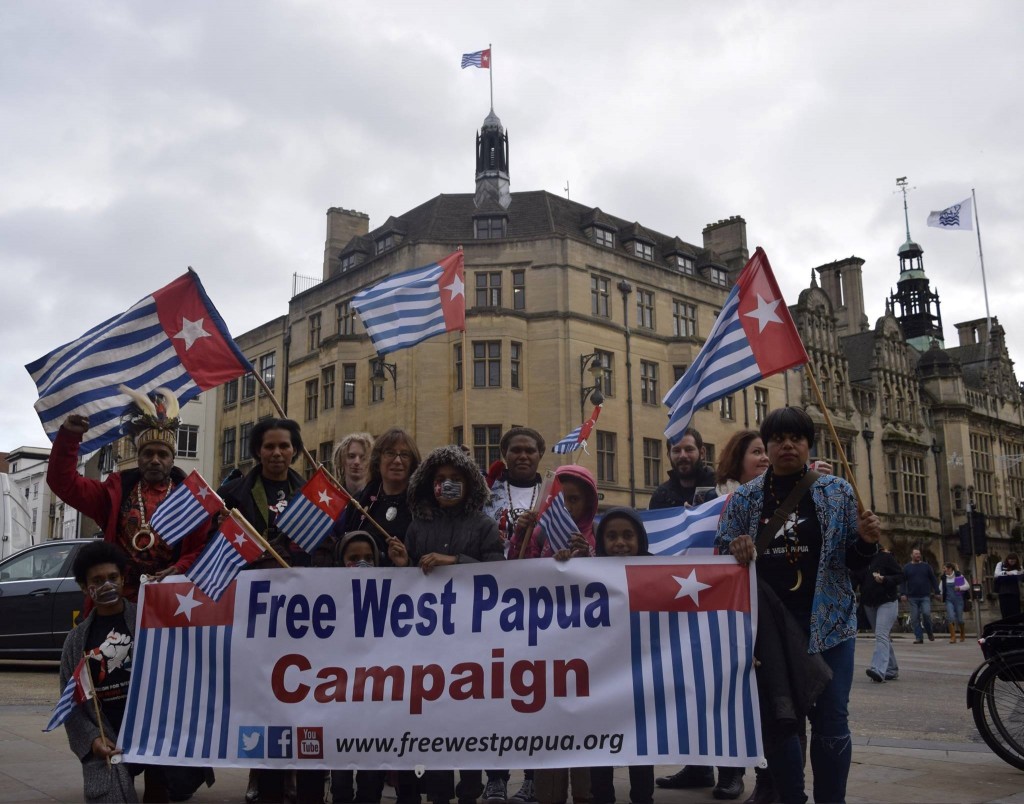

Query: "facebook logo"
<box><xmin>268</xmin><ymin>726</ymin><xmax>293</xmax><ymax>759</ymax></box>
<box><xmin>238</xmin><ymin>726</ymin><xmax>265</xmax><ymax>759</ymax></box>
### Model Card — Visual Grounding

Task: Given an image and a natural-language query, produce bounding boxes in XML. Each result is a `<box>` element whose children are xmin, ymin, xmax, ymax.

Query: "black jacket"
<box><xmin>648</xmin><ymin>464</ymin><xmax>716</xmax><ymax>510</ymax></box>
<box><xmin>857</xmin><ymin>551</ymin><xmax>904</xmax><ymax>607</ymax></box>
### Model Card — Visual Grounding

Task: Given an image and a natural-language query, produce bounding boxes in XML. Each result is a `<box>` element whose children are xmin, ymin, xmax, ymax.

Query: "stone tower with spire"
<box><xmin>888</xmin><ymin>177</ymin><xmax>944</xmax><ymax>350</ymax></box>
<box><xmin>474</xmin><ymin>109</ymin><xmax>511</xmax><ymax>210</ymax></box>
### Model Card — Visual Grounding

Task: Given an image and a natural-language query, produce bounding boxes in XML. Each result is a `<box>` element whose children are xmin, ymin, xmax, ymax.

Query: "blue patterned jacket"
<box><xmin>715</xmin><ymin>472</ymin><xmax>875</xmax><ymax>654</ymax></box>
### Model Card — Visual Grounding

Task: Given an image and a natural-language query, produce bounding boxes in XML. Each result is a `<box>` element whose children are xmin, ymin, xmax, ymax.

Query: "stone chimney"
<box><xmin>816</xmin><ymin>257</ymin><xmax>869</xmax><ymax>334</ymax></box>
<box><xmin>323</xmin><ymin>207</ymin><xmax>370</xmax><ymax>279</ymax></box>
<box><xmin>701</xmin><ymin>216</ymin><xmax>748</xmax><ymax>272</ymax></box>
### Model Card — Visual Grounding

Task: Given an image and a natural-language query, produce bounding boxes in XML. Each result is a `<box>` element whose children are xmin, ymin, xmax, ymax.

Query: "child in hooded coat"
<box><xmin>508</xmin><ymin>465</ymin><xmax>599</xmax><ymax>560</ymax></box>
<box><xmin>387</xmin><ymin>445</ymin><xmax>503</xmax><ymax>804</ymax></box>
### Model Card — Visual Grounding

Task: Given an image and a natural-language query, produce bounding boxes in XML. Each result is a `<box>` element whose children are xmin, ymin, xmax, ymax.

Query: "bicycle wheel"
<box><xmin>971</xmin><ymin>651</ymin><xmax>1024</xmax><ymax>770</ymax></box>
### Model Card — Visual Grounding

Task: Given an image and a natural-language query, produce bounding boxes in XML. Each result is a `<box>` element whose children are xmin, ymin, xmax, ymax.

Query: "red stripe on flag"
<box><xmin>152</xmin><ymin>272</ymin><xmax>251</xmax><ymax>389</ymax></box>
<box><xmin>437</xmin><ymin>252</ymin><xmax>465</xmax><ymax>332</ymax></box>
<box><xmin>304</xmin><ymin>468</ymin><xmax>351</xmax><ymax>517</ymax></box>
<box><xmin>183</xmin><ymin>470</ymin><xmax>225</xmax><ymax>515</ymax></box>
<box><xmin>736</xmin><ymin>248</ymin><xmax>808</xmax><ymax>376</ymax></box>
<box><xmin>140</xmin><ymin>579</ymin><xmax>236</xmax><ymax>629</ymax></box>
<box><xmin>626</xmin><ymin>563</ymin><xmax>751</xmax><ymax>613</ymax></box>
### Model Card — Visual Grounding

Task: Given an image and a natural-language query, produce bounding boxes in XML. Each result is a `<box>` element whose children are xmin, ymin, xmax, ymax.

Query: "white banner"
<box><xmin>120</xmin><ymin>557</ymin><xmax>761</xmax><ymax>770</ymax></box>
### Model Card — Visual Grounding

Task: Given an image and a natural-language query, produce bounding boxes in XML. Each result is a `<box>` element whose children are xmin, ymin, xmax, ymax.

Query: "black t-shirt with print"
<box><xmin>758</xmin><ymin>470</ymin><xmax>822</xmax><ymax>622</ymax></box>
<box><xmin>84</xmin><ymin>611</ymin><xmax>133</xmax><ymax>733</ymax></box>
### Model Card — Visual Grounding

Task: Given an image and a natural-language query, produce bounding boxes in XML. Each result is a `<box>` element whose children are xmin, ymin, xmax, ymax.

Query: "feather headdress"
<box><xmin>119</xmin><ymin>384</ymin><xmax>180</xmax><ymax>453</ymax></box>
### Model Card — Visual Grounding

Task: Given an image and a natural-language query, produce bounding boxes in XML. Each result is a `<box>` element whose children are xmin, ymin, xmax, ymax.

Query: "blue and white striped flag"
<box><xmin>120</xmin><ymin>581</ymin><xmax>235</xmax><ymax>762</ymax></box>
<box><xmin>149</xmin><ymin>471</ymin><xmax>224</xmax><ymax>547</ymax></box>
<box><xmin>43</xmin><ymin>657</ymin><xmax>93</xmax><ymax>732</ymax></box>
<box><xmin>461</xmin><ymin>49</ymin><xmax>491</xmax><ymax>69</ymax></box>
<box><xmin>274</xmin><ymin>468</ymin><xmax>350</xmax><ymax>555</ymax></box>
<box><xmin>537</xmin><ymin>490</ymin><xmax>579</xmax><ymax>554</ymax></box>
<box><xmin>626</xmin><ymin>561</ymin><xmax>760</xmax><ymax>762</ymax></box>
<box><xmin>185</xmin><ymin>512</ymin><xmax>264</xmax><ymax>601</ymax></box>
<box><xmin>25</xmin><ymin>270</ymin><xmax>252</xmax><ymax>457</ymax></box>
<box><xmin>351</xmin><ymin>252</ymin><xmax>464</xmax><ymax>356</ymax></box>
<box><xmin>634</xmin><ymin>495</ymin><xmax>729</xmax><ymax>556</ymax></box>
<box><xmin>552</xmin><ymin>405</ymin><xmax>601</xmax><ymax>455</ymax></box>
<box><xmin>663</xmin><ymin>248</ymin><xmax>806</xmax><ymax>443</ymax></box>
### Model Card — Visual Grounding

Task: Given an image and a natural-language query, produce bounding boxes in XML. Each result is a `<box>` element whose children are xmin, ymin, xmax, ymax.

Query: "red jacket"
<box><xmin>47</xmin><ymin>427</ymin><xmax>209</xmax><ymax>599</ymax></box>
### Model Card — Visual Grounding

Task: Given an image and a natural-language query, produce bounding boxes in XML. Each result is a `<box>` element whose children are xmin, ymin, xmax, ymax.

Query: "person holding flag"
<box><xmin>508</xmin><ymin>465</ymin><xmax>598</xmax><ymax>560</ymax></box>
<box><xmin>47</xmin><ymin>388</ymin><xmax>210</xmax><ymax>605</ymax></box>
<box><xmin>56</xmin><ymin>542</ymin><xmax>152</xmax><ymax>802</ymax></box>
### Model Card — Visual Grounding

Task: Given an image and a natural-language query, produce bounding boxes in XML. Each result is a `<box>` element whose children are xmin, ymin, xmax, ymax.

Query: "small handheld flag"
<box><xmin>185</xmin><ymin>512</ymin><xmax>265</xmax><ymax>601</ymax></box>
<box><xmin>274</xmin><ymin>467</ymin><xmax>351</xmax><ymax>554</ymax></box>
<box><xmin>535</xmin><ymin>476</ymin><xmax>579</xmax><ymax>554</ymax></box>
<box><xmin>663</xmin><ymin>248</ymin><xmax>807</xmax><ymax>443</ymax></box>
<box><xmin>26</xmin><ymin>270</ymin><xmax>252</xmax><ymax>457</ymax></box>
<box><xmin>552</xmin><ymin>405</ymin><xmax>602</xmax><ymax>455</ymax></box>
<box><xmin>149</xmin><ymin>470</ymin><xmax>224</xmax><ymax>546</ymax></box>
<box><xmin>351</xmin><ymin>252</ymin><xmax>465</xmax><ymax>356</ymax></box>
<box><xmin>44</xmin><ymin>656</ymin><xmax>94</xmax><ymax>732</ymax></box>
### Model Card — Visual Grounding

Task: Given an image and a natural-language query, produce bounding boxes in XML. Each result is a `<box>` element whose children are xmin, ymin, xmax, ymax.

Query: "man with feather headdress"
<box><xmin>47</xmin><ymin>386</ymin><xmax>210</xmax><ymax>604</ymax></box>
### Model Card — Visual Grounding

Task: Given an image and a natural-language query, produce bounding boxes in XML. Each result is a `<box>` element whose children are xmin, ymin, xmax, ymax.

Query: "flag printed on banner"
<box><xmin>150</xmin><ymin>471</ymin><xmax>224</xmax><ymax>547</ymax></box>
<box><xmin>185</xmin><ymin>512</ymin><xmax>264</xmax><ymax>601</ymax></box>
<box><xmin>626</xmin><ymin>560</ymin><xmax>760</xmax><ymax>761</ymax></box>
<box><xmin>634</xmin><ymin>495</ymin><xmax>729</xmax><ymax>556</ymax></box>
<box><xmin>274</xmin><ymin>467</ymin><xmax>351</xmax><ymax>554</ymax></box>
<box><xmin>926</xmin><ymin>197</ymin><xmax>973</xmax><ymax>230</ymax></box>
<box><xmin>536</xmin><ymin>477</ymin><xmax>578</xmax><ymax>554</ymax></box>
<box><xmin>120</xmin><ymin>580</ymin><xmax>235</xmax><ymax>762</ymax></box>
<box><xmin>461</xmin><ymin>49</ymin><xmax>491</xmax><ymax>69</ymax></box>
<box><xmin>43</xmin><ymin>656</ymin><xmax>94</xmax><ymax>732</ymax></box>
<box><xmin>552</xmin><ymin>405</ymin><xmax>602</xmax><ymax>455</ymax></box>
<box><xmin>663</xmin><ymin>248</ymin><xmax>807</xmax><ymax>443</ymax></box>
<box><xmin>351</xmin><ymin>252</ymin><xmax>465</xmax><ymax>356</ymax></box>
<box><xmin>26</xmin><ymin>270</ymin><xmax>252</xmax><ymax>457</ymax></box>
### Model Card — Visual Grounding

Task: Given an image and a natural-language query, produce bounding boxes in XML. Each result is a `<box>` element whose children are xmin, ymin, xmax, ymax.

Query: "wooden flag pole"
<box><xmin>229</xmin><ymin>508</ymin><xmax>290</xmax><ymax>568</ymax></box>
<box><xmin>83</xmin><ymin>653</ymin><xmax>112</xmax><ymax>768</ymax></box>
<box><xmin>462</xmin><ymin>329</ymin><xmax>469</xmax><ymax>445</ymax></box>
<box><xmin>251</xmin><ymin>371</ymin><xmax>392</xmax><ymax>542</ymax></box>
<box><xmin>803</xmin><ymin>364</ymin><xmax>866</xmax><ymax>513</ymax></box>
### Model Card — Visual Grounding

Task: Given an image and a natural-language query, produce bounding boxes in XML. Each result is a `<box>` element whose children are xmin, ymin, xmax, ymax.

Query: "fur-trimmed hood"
<box><xmin>408</xmin><ymin>445</ymin><xmax>491</xmax><ymax>520</ymax></box>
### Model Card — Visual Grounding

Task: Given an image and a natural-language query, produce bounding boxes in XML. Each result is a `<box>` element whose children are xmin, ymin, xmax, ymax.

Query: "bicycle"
<box><xmin>966</xmin><ymin>614</ymin><xmax>1024</xmax><ymax>770</ymax></box>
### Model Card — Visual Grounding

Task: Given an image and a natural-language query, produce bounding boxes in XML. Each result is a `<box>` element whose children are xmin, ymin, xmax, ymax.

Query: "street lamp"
<box><xmin>371</xmin><ymin>358</ymin><xmax>397</xmax><ymax>394</ymax></box>
<box><xmin>579</xmin><ymin>353</ymin><xmax>605</xmax><ymax>421</ymax></box>
<box><xmin>861</xmin><ymin>427</ymin><xmax>876</xmax><ymax>511</ymax></box>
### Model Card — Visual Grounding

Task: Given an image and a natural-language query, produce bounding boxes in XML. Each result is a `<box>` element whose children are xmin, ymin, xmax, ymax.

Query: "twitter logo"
<box><xmin>238</xmin><ymin>726</ymin><xmax>265</xmax><ymax>758</ymax></box>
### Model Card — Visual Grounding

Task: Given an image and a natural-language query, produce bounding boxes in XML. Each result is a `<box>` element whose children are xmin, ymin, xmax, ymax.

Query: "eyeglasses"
<box><xmin>382</xmin><ymin>450</ymin><xmax>413</xmax><ymax>463</ymax></box>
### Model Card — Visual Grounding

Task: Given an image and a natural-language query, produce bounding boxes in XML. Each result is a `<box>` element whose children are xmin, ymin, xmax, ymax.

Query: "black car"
<box><xmin>0</xmin><ymin>538</ymin><xmax>92</xmax><ymax>660</ymax></box>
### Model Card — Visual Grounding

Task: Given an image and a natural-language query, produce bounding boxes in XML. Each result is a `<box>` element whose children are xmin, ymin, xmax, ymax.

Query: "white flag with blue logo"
<box><xmin>926</xmin><ymin>197</ymin><xmax>973</xmax><ymax>230</ymax></box>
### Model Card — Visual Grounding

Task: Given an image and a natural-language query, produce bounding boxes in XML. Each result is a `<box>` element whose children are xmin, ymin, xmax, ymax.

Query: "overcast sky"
<box><xmin>3</xmin><ymin>0</ymin><xmax>1021</xmax><ymax>452</ymax></box>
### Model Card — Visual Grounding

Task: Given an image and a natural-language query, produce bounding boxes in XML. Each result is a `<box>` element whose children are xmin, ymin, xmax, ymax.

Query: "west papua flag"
<box><xmin>351</xmin><ymin>252</ymin><xmax>465</xmax><ymax>356</ymax></box>
<box><xmin>663</xmin><ymin>248</ymin><xmax>807</xmax><ymax>443</ymax></box>
<box><xmin>461</xmin><ymin>49</ymin><xmax>491</xmax><ymax>69</ymax></box>
<box><xmin>274</xmin><ymin>467</ymin><xmax>351</xmax><ymax>554</ymax></box>
<box><xmin>626</xmin><ymin>559</ymin><xmax>760</xmax><ymax>763</ymax></box>
<box><xmin>551</xmin><ymin>405</ymin><xmax>602</xmax><ymax>455</ymax></box>
<box><xmin>632</xmin><ymin>495</ymin><xmax>729</xmax><ymax>556</ymax></box>
<box><xmin>26</xmin><ymin>270</ymin><xmax>252</xmax><ymax>456</ymax></box>
<box><xmin>43</xmin><ymin>656</ymin><xmax>94</xmax><ymax>732</ymax></box>
<box><xmin>150</xmin><ymin>471</ymin><xmax>225</xmax><ymax>547</ymax></box>
<box><xmin>120</xmin><ymin>580</ymin><xmax>235</xmax><ymax>762</ymax></box>
<box><xmin>535</xmin><ymin>476</ymin><xmax>578</xmax><ymax>554</ymax></box>
<box><xmin>185</xmin><ymin>512</ymin><xmax>264</xmax><ymax>601</ymax></box>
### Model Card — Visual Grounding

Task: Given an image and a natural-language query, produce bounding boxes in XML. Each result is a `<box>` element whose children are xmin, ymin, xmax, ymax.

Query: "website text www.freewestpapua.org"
<box><xmin>337</xmin><ymin>731</ymin><xmax>625</xmax><ymax>759</ymax></box>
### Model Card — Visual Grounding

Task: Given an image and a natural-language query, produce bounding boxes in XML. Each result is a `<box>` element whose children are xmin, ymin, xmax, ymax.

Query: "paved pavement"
<box><xmin>2</xmin><ymin>630</ymin><xmax>1023</xmax><ymax>803</ymax></box>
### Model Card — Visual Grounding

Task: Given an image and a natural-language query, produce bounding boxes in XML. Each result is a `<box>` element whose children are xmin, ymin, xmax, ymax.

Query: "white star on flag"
<box><xmin>174</xmin><ymin>587</ymin><xmax>203</xmax><ymax>621</ymax></box>
<box><xmin>318</xmin><ymin>490</ymin><xmax>332</xmax><ymax>506</ymax></box>
<box><xmin>233</xmin><ymin>531</ymin><xmax>249</xmax><ymax>548</ymax></box>
<box><xmin>173</xmin><ymin>317</ymin><xmax>212</xmax><ymax>350</ymax></box>
<box><xmin>673</xmin><ymin>570</ymin><xmax>712</xmax><ymax>605</ymax></box>
<box><xmin>445</xmin><ymin>274</ymin><xmax>465</xmax><ymax>301</ymax></box>
<box><xmin>197</xmin><ymin>485</ymin><xmax>210</xmax><ymax>500</ymax></box>
<box><xmin>743</xmin><ymin>294</ymin><xmax>783</xmax><ymax>333</ymax></box>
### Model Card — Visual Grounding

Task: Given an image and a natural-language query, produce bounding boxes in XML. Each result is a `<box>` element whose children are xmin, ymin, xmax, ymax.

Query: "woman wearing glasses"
<box><xmin>333</xmin><ymin>427</ymin><xmax>421</xmax><ymax>567</ymax></box>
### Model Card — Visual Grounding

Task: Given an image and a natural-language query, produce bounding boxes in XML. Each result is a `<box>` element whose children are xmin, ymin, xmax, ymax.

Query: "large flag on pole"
<box><xmin>461</xmin><ymin>49</ymin><xmax>491</xmax><ymax>69</ymax></box>
<box><xmin>26</xmin><ymin>270</ymin><xmax>252</xmax><ymax>457</ymax></box>
<box><xmin>185</xmin><ymin>511</ymin><xmax>265</xmax><ymax>601</ymax></box>
<box><xmin>351</xmin><ymin>252</ymin><xmax>465</xmax><ymax>356</ymax></box>
<box><xmin>552</xmin><ymin>405</ymin><xmax>602</xmax><ymax>455</ymax></box>
<box><xmin>274</xmin><ymin>467</ymin><xmax>351</xmax><ymax>554</ymax></box>
<box><xmin>663</xmin><ymin>248</ymin><xmax>807</xmax><ymax>443</ymax></box>
<box><xmin>926</xmin><ymin>197</ymin><xmax>973</xmax><ymax>230</ymax></box>
<box><xmin>149</xmin><ymin>471</ymin><xmax>225</xmax><ymax>547</ymax></box>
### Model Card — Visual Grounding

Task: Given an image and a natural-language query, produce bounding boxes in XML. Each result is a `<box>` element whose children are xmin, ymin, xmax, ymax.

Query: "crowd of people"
<box><xmin>70</xmin><ymin>387</ymin><xmax>1024</xmax><ymax>804</ymax></box>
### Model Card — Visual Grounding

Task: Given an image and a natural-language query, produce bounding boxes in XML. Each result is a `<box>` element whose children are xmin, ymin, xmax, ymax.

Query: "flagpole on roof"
<box><xmin>972</xmin><ymin>188</ymin><xmax>993</xmax><ymax>374</ymax></box>
<box><xmin>489</xmin><ymin>43</ymin><xmax>494</xmax><ymax>110</ymax></box>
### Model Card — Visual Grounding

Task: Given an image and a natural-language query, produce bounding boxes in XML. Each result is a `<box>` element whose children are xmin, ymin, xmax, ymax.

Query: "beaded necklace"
<box><xmin>132</xmin><ymin>479</ymin><xmax>173</xmax><ymax>552</ymax></box>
